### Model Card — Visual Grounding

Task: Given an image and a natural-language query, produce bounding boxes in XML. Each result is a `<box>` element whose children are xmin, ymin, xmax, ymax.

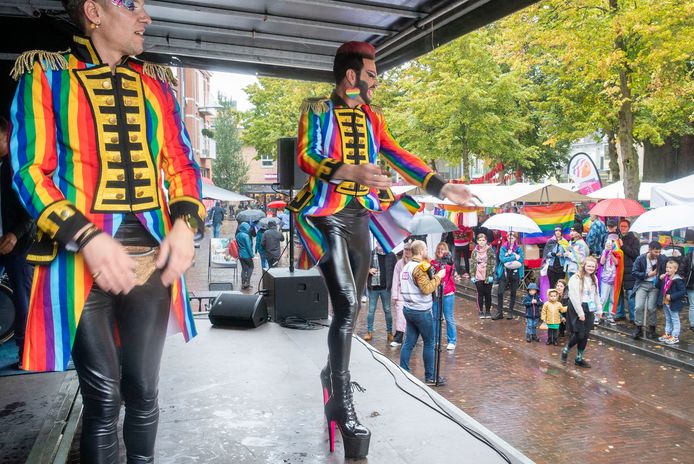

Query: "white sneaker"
<box><xmin>446</xmin><ymin>343</ymin><xmax>456</xmax><ymax>351</ymax></box>
<box><xmin>360</xmin><ymin>296</ymin><xmax>368</xmax><ymax>303</ymax></box>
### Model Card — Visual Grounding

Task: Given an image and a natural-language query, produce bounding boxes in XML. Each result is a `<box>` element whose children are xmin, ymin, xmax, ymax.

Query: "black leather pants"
<box><xmin>71</xmin><ymin>215</ymin><xmax>170</xmax><ymax>463</ymax></box>
<box><xmin>312</xmin><ymin>203</ymin><xmax>371</xmax><ymax>377</ymax></box>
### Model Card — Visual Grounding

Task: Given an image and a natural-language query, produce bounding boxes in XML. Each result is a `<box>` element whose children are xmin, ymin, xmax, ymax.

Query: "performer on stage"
<box><xmin>289</xmin><ymin>41</ymin><xmax>474</xmax><ymax>459</ymax></box>
<box><xmin>10</xmin><ymin>1</ymin><xmax>204</xmax><ymax>462</ymax></box>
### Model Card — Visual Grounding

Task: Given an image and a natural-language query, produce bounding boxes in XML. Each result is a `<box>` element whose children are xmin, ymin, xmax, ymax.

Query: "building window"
<box><xmin>260</xmin><ymin>154</ymin><xmax>274</xmax><ymax>168</ymax></box>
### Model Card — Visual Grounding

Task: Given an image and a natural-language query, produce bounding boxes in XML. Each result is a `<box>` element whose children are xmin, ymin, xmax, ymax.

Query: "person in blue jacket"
<box><xmin>523</xmin><ymin>283</ymin><xmax>543</xmax><ymax>342</ymax></box>
<box><xmin>236</xmin><ymin>222</ymin><xmax>255</xmax><ymax>289</ymax></box>
<box><xmin>256</xmin><ymin>226</ymin><xmax>268</xmax><ymax>270</ymax></box>
<box><xmin>496</xmin><ymin>232</ymin><xmax>524</xmax><ymax>320</ymax></box>
<box><xmin>657</xmin><ymin>259</ymin><xmax>686</xmax><ymax>345</ymax></box>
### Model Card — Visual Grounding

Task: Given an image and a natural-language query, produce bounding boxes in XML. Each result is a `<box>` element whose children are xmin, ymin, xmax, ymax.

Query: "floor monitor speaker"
<box><xmin>208</xmin><ymin>292</ymin><xmax>268</xmax><ymax>328</ymax></box>
<box><xmin>262</xmin><ymin>268</ymin><xmax>328</xmax><ymax>322</ymax></box>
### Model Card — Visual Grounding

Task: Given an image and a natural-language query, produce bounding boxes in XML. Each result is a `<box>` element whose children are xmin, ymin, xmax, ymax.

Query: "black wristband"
<box><xmin>76</xmin><ymin>226</ymin><xmax>102</xmax><ymax>251</ymax></box>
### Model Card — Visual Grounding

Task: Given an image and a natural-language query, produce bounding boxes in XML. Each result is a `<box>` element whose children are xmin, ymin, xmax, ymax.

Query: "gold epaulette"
<box><xmin>10</xmin><ymin>49</ymin><xmax>69</xmax><ymax>81</ymax></box>
<box><xmin>369</xmin><ymin>105</ymin><xmax>384</xmax><ymax>117</ymax></box>
<box><xmin>142</xmin><ymin>61</ymin><xmax>178</xmax><ymax>86</ymax></box>
<box><xmin>300</xmin><ymin>97</ymin><xmax>329</xmax><ymax>114</ymax></box>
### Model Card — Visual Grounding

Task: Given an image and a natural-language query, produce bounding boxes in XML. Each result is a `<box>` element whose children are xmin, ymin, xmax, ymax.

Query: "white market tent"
<box><xmin>202</xmin><ymin>183</ymin><xmax>254</xmax><ymax>202</ymax></box>
<box><xmin>650</xmin><ymin>174</ymin><xmax>694</xmax><ymax>207</ymax></box>
<box><xmin>588</xmin><ymin>181</ymin><xmax>659</xmax><ymax>202</ymax></box>
<box><xmin>412</xmin><ymin>183</ymin><xmax>589</xmax><ymax>207</ymax></box>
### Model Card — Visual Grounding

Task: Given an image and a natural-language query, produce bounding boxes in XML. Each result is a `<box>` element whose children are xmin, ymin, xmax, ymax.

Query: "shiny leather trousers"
<box><xmin>71</xmin><ymin>218</ymin><xmax>169</xmax><ymax>464</ymax></box>
<box><xmin>312</xmin><ymin>204</ymin><xmax>371</xmax><ymax>377</ymax></box>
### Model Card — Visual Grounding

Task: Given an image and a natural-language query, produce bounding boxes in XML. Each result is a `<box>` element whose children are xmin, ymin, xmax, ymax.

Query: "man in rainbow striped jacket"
<box><xmin>9</xmin><ymin>1</ymin><xmax>203</xmax><ymax>461</ymax></box>
<box><xmin>288</xmin><ymin>41</ymin><xmax>474</xmax><ymax>460</ymax></box>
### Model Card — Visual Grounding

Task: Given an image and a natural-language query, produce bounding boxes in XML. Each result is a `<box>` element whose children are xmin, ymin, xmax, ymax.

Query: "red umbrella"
<box><xmin>267</xmin><ymin>200</ymin><xmax>287</xmax><ymax>209</ymax></box>
<box><xmin>589</xmin><ymin>198</ymin><xmax>646</xmax><ymax>217</ymax></box>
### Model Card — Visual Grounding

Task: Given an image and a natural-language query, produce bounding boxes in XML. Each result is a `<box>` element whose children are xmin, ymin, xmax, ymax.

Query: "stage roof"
<box><xmin>0</xmin><ymin>0</ymin><xmax>538</xmax><ymax>81</ymax></box>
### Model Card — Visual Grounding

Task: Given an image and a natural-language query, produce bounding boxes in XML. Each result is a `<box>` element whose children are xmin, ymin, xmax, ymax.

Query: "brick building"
<box><xmin>171</xmin><ymin>67</ymin><xmax>216</xmax><ymax>182</ymax></box>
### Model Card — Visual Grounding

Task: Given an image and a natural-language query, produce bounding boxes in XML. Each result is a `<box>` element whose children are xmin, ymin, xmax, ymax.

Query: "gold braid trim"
<box><xmin>10</xmin><ymin>49</ymin><xmax>69</xmax><ymax>81</ymax></box>
<box><xmin>300</xmin><ymin>98</ymin><xmax>329</xmax><ymax>114</ymax></box>
<box><xmin>369</xmin><ymin>105</ymin><xmax>384</xmax><ymax>117</ymax></box>
<box><xmin>142</xmin><ymin>62</ymin><xmax>178</xmax><ymax>86</ymax></box>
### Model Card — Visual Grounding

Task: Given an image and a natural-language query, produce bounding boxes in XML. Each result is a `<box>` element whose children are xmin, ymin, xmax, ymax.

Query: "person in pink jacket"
<box><xmin>390</xmin><ymin>243</ymin><xmax>412</xmax><ymax>346</ymax></box>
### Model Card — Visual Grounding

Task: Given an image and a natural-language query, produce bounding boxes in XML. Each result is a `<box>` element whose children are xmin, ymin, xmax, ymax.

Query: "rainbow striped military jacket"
<box><xmin>288</xmin><ymin>93</ymin><xmax>446</xmax><ymax>268</ymax></box>
<box><xmin>9</xmin><ymin>36</ymin><xmax>205</xmax><ymax>372</ymax></box>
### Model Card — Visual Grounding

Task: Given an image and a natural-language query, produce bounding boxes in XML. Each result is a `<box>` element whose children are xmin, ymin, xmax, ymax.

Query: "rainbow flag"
<box><xmin>370</xmin><ymin>195</ymin><xmax>420</xmax><ymax>252</ymax></box>
<box><xmin>521</xmin><ymin>203</ymin><xmax>575</xmax><ymax>245</ymax></box>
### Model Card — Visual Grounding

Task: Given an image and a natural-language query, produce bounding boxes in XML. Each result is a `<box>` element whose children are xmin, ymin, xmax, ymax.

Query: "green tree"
<box><xmin>212</xmin><ymin>94</ymin><xmax>248</xmax><ymax>191</ymax></box>
<box><xmin>378</xmin><ymin>27</ymin><xmax>568</xmax><ymax>182</ymax></box>
<box><xmin>242</xmin><ymin>78</ymin><xmax>332</xmax><ymax>158</ymax></box>
<box><xmin>499</xmin><ymin>0</ymin><xmax>694</xmax><ymax>198</ymax></box>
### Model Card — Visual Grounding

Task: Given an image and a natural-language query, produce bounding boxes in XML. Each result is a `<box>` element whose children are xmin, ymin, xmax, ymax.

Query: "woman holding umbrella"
<box><xmin>495</xmin><ymin>233</ymin><xmax>524</xmax><ymax>320</ymax></box>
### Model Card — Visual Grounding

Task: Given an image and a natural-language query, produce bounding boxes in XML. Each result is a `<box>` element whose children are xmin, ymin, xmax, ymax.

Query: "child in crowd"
<box><xmin>523</xmin><ymin>283</ymin><xmax>543</xmax><ymax>342</ymax></box>
<box><xmin>658</xmin><ymin>259</ymin><xmax>686</xmax><ymax>345</ymax></box>
<box><xmin>598</xmin><ymin>238</ymin><xmax>621</xmax><ymax>326</ymax></box>
<box><xmin>542</xmin><ymin>289</ymin><xmax>566</xmax><ymax>345</ymax></box>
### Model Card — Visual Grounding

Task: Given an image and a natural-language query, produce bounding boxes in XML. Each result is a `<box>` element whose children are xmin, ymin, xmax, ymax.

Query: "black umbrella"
<box><xmin>236</xmin><ymin>209</ymin><xmax>266</xmax><ymax>223</ymax></box>
<box><xmin>407</xmin><ymin>215</ymin><xmax>458</xmax><ymax>235</ymax></box>
<box><xmin>257</xmin><ymin>217</ymin><xmax>278</xmax><ymax>229</ymax></box>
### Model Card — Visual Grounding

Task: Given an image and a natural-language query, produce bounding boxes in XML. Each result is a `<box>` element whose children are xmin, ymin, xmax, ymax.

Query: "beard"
<box><xmin>357</xmin><ymin>79</ymin><xmax>371</xmax><ymax>104</ymax></box>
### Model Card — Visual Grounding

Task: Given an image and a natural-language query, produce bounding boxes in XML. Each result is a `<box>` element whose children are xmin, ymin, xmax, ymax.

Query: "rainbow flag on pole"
<box><xmin>370</xmin><ymin>195</ymin><xmax>420</xmax><ymax>252</ymax></box>
<box><xmin>521</xmin><ymin>203</ymin><xmax>575</xmax><ymax>245</ymax></box>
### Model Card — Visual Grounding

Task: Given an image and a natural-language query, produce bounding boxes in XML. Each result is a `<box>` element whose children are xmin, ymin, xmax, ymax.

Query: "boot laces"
<box><xmin>350</xmin><ymin>381</ymin><xmax>366</xmax><ymax>394</ymax></box>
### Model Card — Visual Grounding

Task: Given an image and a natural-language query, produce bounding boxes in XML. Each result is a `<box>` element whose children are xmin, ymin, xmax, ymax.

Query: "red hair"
<box><xmin>335</xmin><ymin>41</ymin><xmax>376</xmax><ymax>60</ymax></box>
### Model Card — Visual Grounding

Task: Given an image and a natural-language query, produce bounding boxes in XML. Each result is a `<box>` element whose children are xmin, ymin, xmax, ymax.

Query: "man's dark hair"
<box><xmin>332</xmin><ymin>42</ymin><xmax>376</xmax><ymax>85</ymax></box>
<box><xmin>648</xmin><ymin>240</ymin><xmax>662</xmax><ymax>251</ymax></box>
<box><xmin>62</xmin><ymin>0</ymin><xmax>89</xmax><ymax>30</ymax></box>
<box><xmin>619</xmin><ymin>218</ymin><xmax>631</xmax><ymax>226</ymax></box>
<box><xmin>0</xmin><ymin>116</ymin><xmax>8</xmax><ymax>134</ymax></box>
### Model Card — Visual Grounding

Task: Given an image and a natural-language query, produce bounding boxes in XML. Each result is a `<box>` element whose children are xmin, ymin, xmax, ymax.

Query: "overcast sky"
<box><xmin>210</xmin><ymin>71</ymin><xmax>258</xmax><ymax>111</ymax></box>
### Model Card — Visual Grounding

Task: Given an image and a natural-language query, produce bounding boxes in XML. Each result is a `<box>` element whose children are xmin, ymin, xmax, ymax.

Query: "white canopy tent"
<box><xmin>588</xmin><ymin>181</ymin><xmax>659</xmax><ymax>202</ymax></box>
<box><xmin>202</xmin><ymin>184</ymin><xmax>254</xmax><ymax>202</ymax></box>
<box><xmin>412</xmin><ymin>183</ymin><xmax>589</xmax><ymax>207</ymax></box>
<box><xmin>650</xmin><ymin>174</ymin><xmax>694</xmax><ymax>207</ymax></box>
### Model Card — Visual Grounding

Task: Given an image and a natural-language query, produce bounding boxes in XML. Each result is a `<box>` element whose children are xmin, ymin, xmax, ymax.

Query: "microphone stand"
<box><xmin>288</xmin><ymin>186</ymin><xmax>295</xmax><ymax>273</ymax></box>
<box><xmin>434</xmin><ymin>275</ymin><xmax>445</xmax><ymax>386</ymax></box>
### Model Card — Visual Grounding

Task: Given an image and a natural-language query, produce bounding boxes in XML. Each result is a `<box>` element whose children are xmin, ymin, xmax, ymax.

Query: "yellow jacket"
<box><xmin>541</xmin><ymin>301</ymin><xmax>566</xmax><ymax>325</ymax></box>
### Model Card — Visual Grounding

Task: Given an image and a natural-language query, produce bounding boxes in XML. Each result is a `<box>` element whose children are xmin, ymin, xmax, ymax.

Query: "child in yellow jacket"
<box><xmin>542</xmin><ymin>289</ymin><xmax>566</xmax><ymax>346</ymax></box>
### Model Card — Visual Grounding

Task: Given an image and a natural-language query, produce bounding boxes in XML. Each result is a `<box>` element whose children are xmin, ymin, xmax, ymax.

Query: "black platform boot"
<box><xmin>320</xmin><ymin>361</ymin><xmax>331</xmax><ymax>406</ymax></box>
<box><xmin>325</xmin><ymin>373</ymin><xmax>371</xmax><ymax>459</ymax></box>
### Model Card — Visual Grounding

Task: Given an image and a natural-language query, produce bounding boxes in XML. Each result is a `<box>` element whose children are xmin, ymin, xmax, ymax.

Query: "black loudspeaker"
<box><xmin>277</xmin><ymin>137</ymin><xmax>308</xmax><ymax>190</ymax></box>
<box><xmin>208</xmin><ymin>292</ymin><xmax>268</xmax><ymax>328</ymax></box>
<box><xmin>262</xmin><ymin>268</ymin><xmax>328</xmax><ymax>322</ymax></box>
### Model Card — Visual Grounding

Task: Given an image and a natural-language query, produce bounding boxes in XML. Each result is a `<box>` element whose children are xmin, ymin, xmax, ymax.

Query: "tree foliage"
<box><xmin>211</xmin><ymin>94</ymin><xmax>248</xmax><ymax>192</ymax></box>
<box><xmin>497</xmin><ymin>0</ymin><xmax>694</xmax><ymax>197</ymax></box>
<box><xmin>242</xmin><ymin>78</ymin><xmax>332</xmax><ymax>158</ymax></box>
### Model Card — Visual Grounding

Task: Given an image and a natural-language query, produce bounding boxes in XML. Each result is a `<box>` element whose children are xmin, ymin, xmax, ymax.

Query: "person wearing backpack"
<box><xmin>236</xmin><ymin>222</ymin><xmax>255</xmax><ymax>289</ymax></box>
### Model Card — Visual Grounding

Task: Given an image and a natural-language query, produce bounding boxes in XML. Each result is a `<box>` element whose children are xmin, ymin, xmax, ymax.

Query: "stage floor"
<box><xmin>150</xmin><ymin>317</ymin><xmax>531</xmax><ymax>464</ymax></box>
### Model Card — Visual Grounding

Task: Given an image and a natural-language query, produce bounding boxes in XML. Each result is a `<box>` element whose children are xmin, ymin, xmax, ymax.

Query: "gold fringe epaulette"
<box><xmin>300</xmin><ymin>97</ymin><xmax>329</xmax><ymax>114</ymax></box>
<box><xmin>369</xmin><ymin>105</ymin><xmax>384</xmax><ymax>117</ymax></box>
<box><xmin>10</xmin><ymin>49</ymin><xmax>69</xmax><ymax>81</ymax></box>
<box><xmin>142</xmin><ymin>62</ymin><xmax>178</xmax><ymax>86</ymax></box>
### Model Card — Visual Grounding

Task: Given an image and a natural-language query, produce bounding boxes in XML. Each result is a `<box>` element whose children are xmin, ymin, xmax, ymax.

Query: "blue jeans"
<box><xmin>400</xmin><ymin>308</ymin><xmax>435</xmax><ymax>381</ymax></box>
<box><xmin>688</xmin><ymin>289</ymin><xmax>694</xmax><ymax>329</ymax></box>
<box><xmin>627</xmin><ymin>287</ymin><xmax>636</xmax><ymax>321</ymax></box>
<box><xmin>367</xmin><ymin>288</ymin><xmax>392</xmax><ymax>332</ymax></box>
<box><xmin>663</xmin><ymin>304</ymin><xmax>681</xmax><ymax>338</ymax></box>
<box><xmin>432</xmin><ymin>293</ymin><xmax>456</xmax><ymax>345</ymax></box>
<box><xmin>213</xmin><ymin>222</ymin><xmax>222</xmax><ymax>238</ymax></box>
<box><xmin>615</xmin><ymin>289</ymin><xmax>625</xmax><ymax>318</ymax></box>
<box><xmin>259</xmin><ymin>252</ymin><xmax>268</xmax><ymax>269</ymax></box>
<box><xmin>526</xmin><ymin>317</ymin><xmax>539</xmax><ymax>336</ymax></box>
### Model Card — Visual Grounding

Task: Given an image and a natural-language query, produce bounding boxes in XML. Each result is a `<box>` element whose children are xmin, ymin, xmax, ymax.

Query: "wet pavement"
<box><xmin>359</xmin><ymin>296</ymin><xmax>694</xmax><ymax>463</ymax></box>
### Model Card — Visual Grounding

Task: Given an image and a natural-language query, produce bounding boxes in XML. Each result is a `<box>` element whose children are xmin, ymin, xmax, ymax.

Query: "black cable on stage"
<box><xmin>353</xmin><ymin>336</ymin><xmax>512</xmax><ymax>463</ymax></box>
<box><xmin>279</xmin><ymin>316</ymin><xmax>330</xmax><ymax>330</ymax></box>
